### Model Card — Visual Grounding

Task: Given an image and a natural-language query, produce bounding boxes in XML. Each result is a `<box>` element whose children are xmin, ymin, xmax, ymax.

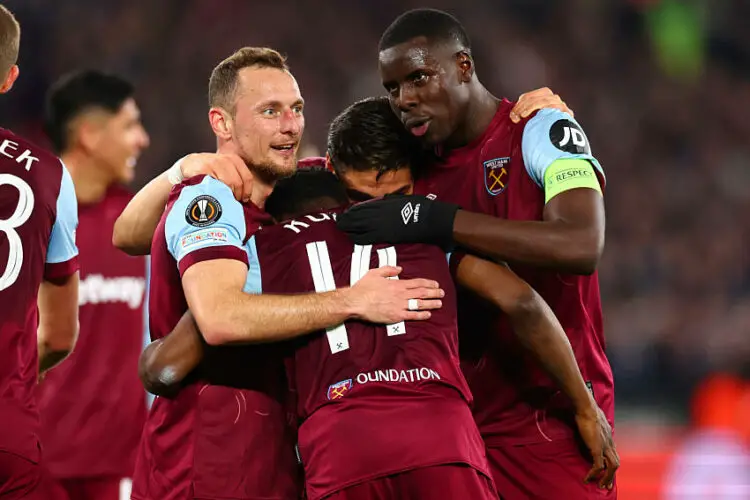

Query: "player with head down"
<box><xmin>336</xmin><ymin>8</ymin><xmax>619</xmax><ymax>499</ymax></box>
<box><xmin>0</xmin><ymin>5</ymin><xmax>79</xmax><ymax>499</ymax></box>
<box><xmin>129</xmin><ymin>47</ymin><xmax>444</xmax><ymax>500</ymax></box>
<box><xmin>138</xmin><ymin>98</ymin><xmax>611</xmax><ymax>500</ymax></box>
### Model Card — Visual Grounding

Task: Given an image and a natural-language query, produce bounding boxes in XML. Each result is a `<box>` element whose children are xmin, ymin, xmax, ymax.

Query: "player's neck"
<box><xmin>214</xmin><ymin>142</ymin><xmax>274</xmax><ymax>209</ymax></box>
<box><xmin>61</xmin><ymin>151</ymin><xmax>112</xmax><ymax>204</ymax></box>
<box><xmin>250</xmin><ymin>179</ymin><xmax>274</xmax><ymax>209</ymax></box>
<box><xmin>445</xmin><ymin>84</ymin><xmax>499</xmax><ymax>150</ymax></box>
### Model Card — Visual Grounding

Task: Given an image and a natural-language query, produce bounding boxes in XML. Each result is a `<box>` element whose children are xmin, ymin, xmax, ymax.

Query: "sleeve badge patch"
<box><xmin>549</xmin><ymin>119</ymin><xmax>590</xmax><ymax>155</ymax></box>
<box><xmin>185</xmin><ymin>194</ymin><xmax>223</xmax><ymax>227</ymax></box>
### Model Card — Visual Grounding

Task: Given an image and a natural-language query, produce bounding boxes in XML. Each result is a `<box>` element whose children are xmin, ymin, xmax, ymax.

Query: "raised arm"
<box><xmin>454</xmin><ymin>253</ymin><xmax>618</xmax><ymax>488</ymax></box>
<box><xmin>113</xmin><ymin>153</ymin><xmax>253</xmax><ymax>255</ymax></box>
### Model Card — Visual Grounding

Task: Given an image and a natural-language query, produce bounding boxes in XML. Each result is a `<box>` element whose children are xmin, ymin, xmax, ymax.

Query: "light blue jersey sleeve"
<box><xmin>521</xmin><ymin>109</ymin><xmax>604</xmax><ymax>187</ymax></box>
<box><xmin>165</xmin><ymin>176</ymin><xmax>247</xmax><ymax>272</ymax></box>
<box><xmin>243</xmin><ymin>235</ymin><xmax>263</xmax><ymax>295</ymax></box>
<box><xmin>46</xmin><ymin>161</ymin><xmax>78</xmax><ymax>264</ymax></box>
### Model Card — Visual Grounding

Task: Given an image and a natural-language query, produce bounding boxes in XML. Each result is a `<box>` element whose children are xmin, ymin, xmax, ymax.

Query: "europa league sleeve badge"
<box><xmin>185</xmin><ymin>194</ymin><xmax>223</xmax><ymax>227</ymax></box>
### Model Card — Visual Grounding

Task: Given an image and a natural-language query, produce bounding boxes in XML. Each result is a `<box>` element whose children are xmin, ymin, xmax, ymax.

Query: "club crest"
<box><xmin>484</xmin><ymin>157</ymin><xmax>511</xmax><ymax>196</ymax></box>
<box><xmin>327</xmin><ymin>379</ymin><xmax>353</xmax><ymax>400</ymax></box>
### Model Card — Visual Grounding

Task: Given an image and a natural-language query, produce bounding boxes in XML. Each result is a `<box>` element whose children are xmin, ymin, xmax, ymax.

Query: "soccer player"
<box><xmin>140</xmin><ymin>164</ymin><xmax>607</xmax><ymax>500</ymax></box>
<box><xmin>0</xmin><ymin>6</ymin><xmax>79</xmax><ymax>499</ymax></box>
<box><xmin>34</xmin><ymin>71</ymin><xmax>150</xmax><ymax>500</ymax></box>
<box><xmin>337</xmin><ymin>8</ymin><xmax>619</xmax><ymax>498</ymax></box>
<box><xmin>132</xmin><ymin>47</ymin><xmax>443</xmax><ymax>500</ymax></box>
<box><xmin>112</xmin><ymin>87</ymin><xmax>569</xmax><ymax>258</ymax></box>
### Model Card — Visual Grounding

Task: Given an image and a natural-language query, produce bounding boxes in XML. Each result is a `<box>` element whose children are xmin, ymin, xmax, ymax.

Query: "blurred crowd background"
<box><xmin>2</xmin><ymin>0</ymin><xmax>748</xmax><ymax>497</ymax></box>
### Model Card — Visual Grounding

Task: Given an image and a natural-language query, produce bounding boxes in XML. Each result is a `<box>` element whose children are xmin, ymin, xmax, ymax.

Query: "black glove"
<box><xmin>337</xmin><ymin>194</ymin><xmax>460</xmax><ymax>250</ymax></box>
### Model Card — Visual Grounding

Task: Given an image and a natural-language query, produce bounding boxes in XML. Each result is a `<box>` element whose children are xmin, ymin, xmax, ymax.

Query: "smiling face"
<box><xmin>227</xmin><ymin>66</ymin><xmax>305</xmax><ymax>179</ymax></box>
<box><xmin>379</xmin><ymin>36</ymin><xmax>471</xmax><ymax>146</ymax></box>
<box><xmin>90</xmin><ymin>98</ymin><xmax>150</xmax><ymax>184</ymax></box>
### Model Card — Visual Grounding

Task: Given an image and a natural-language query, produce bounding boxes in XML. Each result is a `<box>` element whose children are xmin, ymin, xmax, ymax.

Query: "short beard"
<box><xmin>237</xmin><ymin>154</ymin><xmax>297</xmax><ymax>185</ymax></box>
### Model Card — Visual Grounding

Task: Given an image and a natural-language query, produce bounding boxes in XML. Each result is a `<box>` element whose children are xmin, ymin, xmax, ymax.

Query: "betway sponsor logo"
<box><xmin>79</xmin><ymin>274</ymin><xmax>146</xmax><ymax>309</ymax></box>
<box><xmin>355</xmin><ymin>367</ymin><xmax>441</xmax><ymax>385</ymax></box>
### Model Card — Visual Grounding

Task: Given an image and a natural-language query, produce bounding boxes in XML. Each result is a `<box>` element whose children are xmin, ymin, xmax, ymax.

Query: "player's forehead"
<box><xmin>114</xmin><ymin>98</ymin><xmax>141</xmax><ymax>121</ymax></box>
<box><xmin>235</xmin><ymin>66</ymin><xmax>302</xmax><ymax>108</ymax></box>
<box><xmin>339</xmin><ymin>167</ymin><xmax>413</xmax><ymax>193</ymax></box>
<box><xmin>379</xmin><ymin>37</ymin><xmax>450</xmax><ymax>82</ymax></box>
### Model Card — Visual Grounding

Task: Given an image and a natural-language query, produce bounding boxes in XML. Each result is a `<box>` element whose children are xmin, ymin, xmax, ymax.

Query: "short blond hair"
<box><xmin>0</xmin><ymin>5</ymin><xmax>20</xmax><ymax>77</ymax></box>
<box><xmin>208</xmin><ymin>47</ymin><xmax>288</xmax><ymax>112</ymax></box>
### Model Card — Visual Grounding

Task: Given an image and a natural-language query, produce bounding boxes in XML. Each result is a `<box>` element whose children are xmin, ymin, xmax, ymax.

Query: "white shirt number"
<box><xmin>0</xmin><ymin>174</ymin><xmax>34</xmax><ymax>291</ymax></box>
<box><xmin>306</xmin><ymin>242</ymin><xmax>405</xmax><ymax>354</ymax></box>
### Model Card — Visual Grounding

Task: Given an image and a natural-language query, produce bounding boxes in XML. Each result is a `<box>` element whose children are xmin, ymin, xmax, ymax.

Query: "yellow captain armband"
<box><xmin>543</xmin><ymin>159</ymin><xmax>602</xmax><ymax>203</ymax></box>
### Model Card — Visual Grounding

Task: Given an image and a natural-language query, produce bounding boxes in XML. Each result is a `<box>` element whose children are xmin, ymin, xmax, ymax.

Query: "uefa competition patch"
<box><xmin>327</xmin><ymin>379</ymin><xmax>353</xmax><ymax>400</ymax></box>
<box><xmin>185</xmin><ymin>194</ymin><xmax>222</xmax><ymax>227</ymax></box>
<box><xmin>549</xmin><ymin>119</ymin><xmax>590</xmax><ymax>155</ymax></box>
<box><xmin>179</xmin><ymin>228</ymin><xmax>229</xmax><ymax>250</ymax></box>
<box><xmin>483</xmin><ymin>157</ymin><xmax>511</xmax><ymax>195</ymax></box>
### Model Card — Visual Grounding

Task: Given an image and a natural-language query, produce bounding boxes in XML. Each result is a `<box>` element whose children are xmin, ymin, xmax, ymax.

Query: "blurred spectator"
<box><xmin>662</xmin><ymin>374</ymin><xmax>750</xmax><ymax>498</ymax></box>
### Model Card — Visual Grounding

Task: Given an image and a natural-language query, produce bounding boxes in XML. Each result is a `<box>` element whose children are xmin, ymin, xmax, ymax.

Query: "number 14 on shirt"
<box><xmin>306</xmin><ymin>242</ymin><xmax>406</xmax><ymax>354</ymax></box>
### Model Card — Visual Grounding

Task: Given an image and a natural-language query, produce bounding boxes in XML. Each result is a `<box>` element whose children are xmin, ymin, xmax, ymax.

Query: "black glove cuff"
<box><xmin>431</xmin><ymin>201</ymin><xmax>460</xmax><ymax>250</ymax></box>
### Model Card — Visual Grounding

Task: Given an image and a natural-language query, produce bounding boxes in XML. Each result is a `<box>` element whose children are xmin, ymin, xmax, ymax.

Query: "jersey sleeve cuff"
<box><xmin>44</xmin><ymin>256</ymin><xmax>80</xmax><ymax>280</ymax></box>
<box><xmin>177</xmin><ymin>245</ymin><xmax>248</xmax><ymax>277</ymax></box>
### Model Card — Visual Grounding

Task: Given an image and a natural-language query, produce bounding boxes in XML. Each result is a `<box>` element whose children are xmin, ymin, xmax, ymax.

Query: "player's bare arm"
<box><xmin>339</xmin><ymin>189</ymin><xmax>604</xmax><ymax>275</ymax></box>
<box><xmin>140</xmin><ymin>311</ymin><xmax>203</xmax><ymax>397</ymax></box>
<box><xmin>183</xmin><ymin>259</ymin><xmax>443</xmax><ymax>345</ymax></box>
<box><xmin>37</xmin><ymin>272</ymin><xmax>80</xmax><ymax>374</ymax></box>
<box><xmin>338</xmin><ymin>109</ymin><xmax>605</xmax><ymax>275</ymax></box>
<box><xmin>455</xmin><ymin>254</ymin><xmax>618</xmax><ymax>487</ymax></box>
<box><xmin>112</xmin><ymin>153</ymin><xmax>253</xmax><ymax>255</ymax></box>
<box><xmin>453</xmin><ymin>187</ymin><xmax>605</xmax><ymax>273</ymax></box>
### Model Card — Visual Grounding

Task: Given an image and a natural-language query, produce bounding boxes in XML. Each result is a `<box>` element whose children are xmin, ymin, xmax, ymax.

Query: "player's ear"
<box><xmin>209</xmin><ymin>107</ymin><xmax>233</xmax><ymax>141</ymax></box>
<box><xmin>0</xmin><ymin>65</ymin><xmax>19</xmax><ymax>94</ymax></box>
<box><xmin>325</xmin><ymin>152</ymin><xmax>337</xmax><ymax>177</ymax></box>
<box><xmin>78</xmin><ymin>118</ymin><xmax>102</xmax><ymax>153</ymax></box>
<box><xmin>456</xmin><ymin>52</ymin><xmax>474</xmax><ymax>83</ymax></box>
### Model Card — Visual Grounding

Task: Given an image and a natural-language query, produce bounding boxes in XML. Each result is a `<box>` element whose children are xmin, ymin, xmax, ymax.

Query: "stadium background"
<box><xmin>2</xmin><ymin>0</ymin><xmax>748</xmax><ymax>497</ymax></box>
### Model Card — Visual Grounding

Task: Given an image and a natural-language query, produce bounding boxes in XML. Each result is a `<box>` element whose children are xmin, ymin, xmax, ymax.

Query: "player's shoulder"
<box><xmin>170</xmin><ymin>174</ymin><xmax>231</xmax><ymax>201</ymax></box>
<box><xmin>166</xmin><ymin>174</ymin><xmax>241</xmax><ymax>218</ymax></box>
<box><xmin>520</xmin><ymin>108</ymin><xmax>596</xmax><ymax>172</ymax></box>
<box><xmin>257</xmin><ymin>209</ymin><xmax>341</xmax><ymax>255</ymax></box>
<box><xmin>521</xmin><ymin>108</ymin><xmax>586</xmax><ymax>146</ymax></box>
<box><xmin>164</xmin><ymin>174</ymin><xmax>272</xmax><ymax>243</ymax></box>
<box><xmin>482</xmin><ymin>99</ymin><xmax>518</xmax><ymax>142</ymax></box>
<box><xmin>266</xmin><ymin>209</ymin><xmax>340</xmax><ymax>239</ymax></box>
<box><xmin>0</xmin><ymin>127</ymin><xmax>61</xmax><ymax>167</ymax></box>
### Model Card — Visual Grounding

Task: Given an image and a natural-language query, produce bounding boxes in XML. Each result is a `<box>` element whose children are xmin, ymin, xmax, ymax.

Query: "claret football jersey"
<box><xmin>0</xmin><ymin>128</ymin><xmax>78</xmax><ymax>462</ymax></box>
<box><xmin>248</xmin><ymin>208</ymin><xmax>488</xmax><ymax>499</ymax></box>
<box><xmin>415</xmin><ymin>102</ymin><xmax>614</xmax><ymax>446</ymax></box>
<box><xmin>131</xmin><ymin>175</ymin><xmax>299</xmax><ymax>500</ymax></box>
